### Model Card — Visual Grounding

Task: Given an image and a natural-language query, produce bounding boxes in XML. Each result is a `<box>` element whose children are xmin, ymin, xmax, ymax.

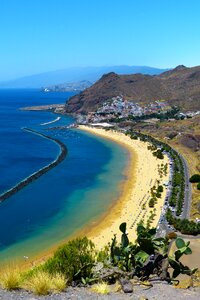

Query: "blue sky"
<box><xmin>0</xmin><ymin>0</ymin><xmax>200</xmax><ymax>80</ymax></box>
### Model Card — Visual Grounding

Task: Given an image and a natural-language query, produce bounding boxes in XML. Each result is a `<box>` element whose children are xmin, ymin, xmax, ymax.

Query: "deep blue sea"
<box><xmin>0</xmin><ymin>89</ymin><xmax>129</xmax><ymax>263</ymax></box>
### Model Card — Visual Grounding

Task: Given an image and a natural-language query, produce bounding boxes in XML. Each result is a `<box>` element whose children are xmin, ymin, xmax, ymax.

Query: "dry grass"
<box><xmin>0</xmin><ymin>266</ymin><xmax>21</xmax><ymax>290</ymax></box>
<box><xmin>51</xmin><ymin>273</ymin><xmax>66</xmax><ymax>293</ymax></box>
<box><xmin>91</xmin><ymin>282</ymin><xmax>110</xmax><ymax>294</ymax></box>
<box><xmin>193</xmin><ymin>269</ymin><xmax>200</xmax><ymax>287</ymax></box>
<box><xmin>22</xmin><ymin>270</ymin><xmax>52</xmax><ymax>295</ymax></box>
<box><xmin>22</xmin><ymin>270</ymin><xmax>67</xmax><ymax>295</ymax></box>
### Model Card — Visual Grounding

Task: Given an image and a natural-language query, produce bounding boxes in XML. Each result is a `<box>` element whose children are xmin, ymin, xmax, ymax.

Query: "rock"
<box><xmin>109</xmin><ymin>282</ymin><xmax>122</xmax><ymax>293</ymax></box>
<box><xmin>119</xmin><ymin>278</ymin><xmax>133</xmax><ymax>293</ymax></box>
<box><xmin>175</xmin><ymin>276</ymin><xmax>193</xmax><ymax>289</ymax></box>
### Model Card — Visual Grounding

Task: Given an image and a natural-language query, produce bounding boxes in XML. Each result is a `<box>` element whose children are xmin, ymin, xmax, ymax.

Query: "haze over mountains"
<box><xmin>0</xmin><ymin>66</ymin><xmax>168</xmax><ymax>89</ymax></box>
<box><xmin>65</xmin><ymin>65</ymin><xmax>200</xmax><ymax>113</ymax></box>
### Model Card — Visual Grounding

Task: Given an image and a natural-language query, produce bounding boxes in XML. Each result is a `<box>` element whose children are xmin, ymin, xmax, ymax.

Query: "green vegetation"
<box><xmin>148</xmin><ymin>180</ymin><xmax>164</xmax><ymax>209</ymax></box>
<box><xmin>109</xmin><ymin>223</ymin><xmax>195</xmax><ymax>280</ymax></box>
<box><xmin>149</xmin><ymin>198</ymin><xmax>156</xmax><ymax>207</ymax></box>
<box><xmin>43</xmin><ymin>237</ymin><xmax>95</xmax><ymax>284</ymax></box>
<box><xmin>0</xmin><ymin>224</ymin><xmax>197</xmax><ymax>295</ymax></box>
<box><xmin>146</xmin><ymin>209</ymin><xmax>157</xmax><ymax>227</ymax></box>
<box><xmin>189</xmin><ymin>174</ymin><xmax>200</xmax><ymax>191</ymax></box>
<box><xmin>166</xmin><ymin>209</ymin><xmax>200</xmax><ymax>235</ymax></box>
<box><xmin>126</xmin><ymin>129</ymin><xmax>185</xmax><ymax>215</ymax></box>
<box><xmin>169</xmin><ymin>238</ymin><xmax>197</xmax><ymax>278</ymax></box>
<box><xmin>125</xmin><ymin>129</ymin><xmax>200</xmax><ymax>235</ymax></box>
<box><xmin>189</xmin><ymin>174</ymin><xmax>200</xmax><ymax>183</ymax></box>
<box><xmin>153</xmin><ymin>149</ymin><xmax>164</xmax><ymax>159</ymax></box>
<box><xmin>158</xmin><ymin>163</ymin><xmax>168</xmax><ymax>177</ymax></box>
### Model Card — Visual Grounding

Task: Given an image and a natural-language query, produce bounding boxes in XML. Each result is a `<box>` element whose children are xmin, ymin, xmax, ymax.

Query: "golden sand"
<box><xmin>78</xmin><ymin>125</ymin><xmax>169</xmax><ymax>248</ymax></box>
<box><xmin>4</xmin><ymin>125</ymin><xmax>169</xmax><ymax>269</ymax></box>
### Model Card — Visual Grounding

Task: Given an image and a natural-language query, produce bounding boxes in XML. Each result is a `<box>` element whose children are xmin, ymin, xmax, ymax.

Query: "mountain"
<box><xmin>0</xmin><ymin>66</ymin><xmax>168</xmax><ymax>89</ymax></box>
<box><xmin>42</xmin><ymin>80</ymin><xmax>93</xmax><ymax>92</ymax></box>
<box><xmin>65</xmin><ymin>65</ymin><xmax>200</xmax><ymax>113</ymax></box>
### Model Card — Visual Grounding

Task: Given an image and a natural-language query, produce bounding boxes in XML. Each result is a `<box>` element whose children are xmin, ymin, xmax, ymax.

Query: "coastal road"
<box><xmin>177</xmin><ymin>151</ymin><xmax>192</xmax><ymax>219</ymax></box>
<box><xmin>156</xmin><ymin>149</ymin><xmax>192</xmax><ymax>238</ymax></box>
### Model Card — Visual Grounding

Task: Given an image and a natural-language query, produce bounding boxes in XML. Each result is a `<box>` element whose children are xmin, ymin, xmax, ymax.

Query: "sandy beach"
<box><xmin>78</xmin><ymin>125</ymin><xmax>169</xmax><ymax>248</ymax></box>
<box><xmin>1</xmin><ymin>125</ymin><xmax>170</xmax><ymax>269</ymax></box>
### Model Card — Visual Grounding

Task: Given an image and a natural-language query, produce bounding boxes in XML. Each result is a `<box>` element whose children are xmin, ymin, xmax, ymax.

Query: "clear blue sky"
<box><xmin>0</xmin><ymin>0</ymin><xmax>200</xmax><ymax>80</ymax></box>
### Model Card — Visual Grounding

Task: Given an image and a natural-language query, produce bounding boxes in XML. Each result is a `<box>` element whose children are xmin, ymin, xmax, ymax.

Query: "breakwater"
<box><xmin>0</xmin><ymin>128</ymin><xmax>67</xmax><ymax>202</ymax></box>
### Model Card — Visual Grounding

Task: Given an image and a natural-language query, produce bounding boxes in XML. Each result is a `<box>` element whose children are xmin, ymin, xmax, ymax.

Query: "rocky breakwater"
<box><xmin>20</xmin><ymin>104</ymin><xmax>66</xmax><ymax>114</ymax></box>
<box><xmin>0</xmin><ymin>128</ymin><xmax>67</xmax><ymax>202</ymax></box>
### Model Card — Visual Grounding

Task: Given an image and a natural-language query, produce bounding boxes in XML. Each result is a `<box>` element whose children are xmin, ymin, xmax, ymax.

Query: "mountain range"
<box><xmin>65</xmin><ymin>65</ymin><xmax>200</xmax><ymax>113</ymax></box>
<box><xmin>42</xmin><ymin>80</ymin><xmax>93</xmax><ymax>92</ymax></box>
<box><xmin>0</xmin><ymin>66</ymin><xmax>168</xmax><ymax>89</ymax></box>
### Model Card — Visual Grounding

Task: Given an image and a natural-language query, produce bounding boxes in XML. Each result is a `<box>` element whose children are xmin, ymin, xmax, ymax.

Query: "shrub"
<box><xmin>0</xmin><ymin>266</ymin><xmax>21</xmax><ymax>290</ymax></box>
<box><xmin>153</xmin><ymin>149</ymin><xmax>164</xmax><ymax>159</ymax></box>
<box><xmin>197</xmin><ymin>182</ymin><xmax>200</xmax><ymax>190</ymax></box>
<box><xmin>157</xmin><ymin>185</ymin><xmax>164</xmax><ymax>193</ymax></box>
<box><xmin>131</xmin><ymin>135</ymin><xmax>138</xmax><ymax>140</ymax></box>
<box><xmin>43</xmin><ymin>237</ymin><xmax>95</xmax><ymax>283</ymax></box>
<box><xmin>149</xmin><ymin>198</ymin><xmax>155</xmax><ymax>208</ymax></box>
<box><xmin>189</xmin><ymin>174</ymin><xmax>200</xmax><ymax>183</ymax></box>
<box><xmin>96</xmin><ymin>245</ymin><xmax>110</xmax><ymax>264</ymax></box>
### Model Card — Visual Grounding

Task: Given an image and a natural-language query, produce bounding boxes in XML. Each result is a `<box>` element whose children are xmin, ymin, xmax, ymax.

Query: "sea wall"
<box><xmin>0</xmin><ymin>128</ymin><xmax>67</xmax><ymax>202</ymax></box>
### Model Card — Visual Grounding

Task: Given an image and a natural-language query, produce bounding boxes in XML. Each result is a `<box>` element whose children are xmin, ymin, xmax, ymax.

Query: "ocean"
<box><xmin>0</xmin><ymin>89</ymin><xmax>129</xmax><ymax>263</ymax></box>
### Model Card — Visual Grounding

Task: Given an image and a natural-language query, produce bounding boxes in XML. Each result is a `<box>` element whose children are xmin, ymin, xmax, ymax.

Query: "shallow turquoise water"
<box><xmin>0</xmin><ymin>90</ymin><xmax>130</xmax><ymax>263</ymax></box>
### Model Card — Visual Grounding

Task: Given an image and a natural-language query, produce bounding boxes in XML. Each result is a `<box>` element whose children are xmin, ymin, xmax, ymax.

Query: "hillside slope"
<box><xmin>65</xmin><ymin>65</ymin><xmax>200</xmax><ymax>113</ymax></box>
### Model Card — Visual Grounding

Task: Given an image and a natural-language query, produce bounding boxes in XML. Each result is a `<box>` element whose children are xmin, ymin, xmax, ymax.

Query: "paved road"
<box><xmin>156</xmin><ymin>148</ymin><xmax>192</xmax><ymax>238</ymax></box>
<box><xmin>178</xmin><ymin>152</ymin><xmax>192</xmax><ymax>219</ymax></box>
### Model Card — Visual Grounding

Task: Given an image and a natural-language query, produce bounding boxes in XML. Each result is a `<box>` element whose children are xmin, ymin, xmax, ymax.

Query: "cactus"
<box><xmin>119</xmin><ymin>222</ymin><xmax>129</xmax><ymax>248</ymax></box>
<box><xmin>110</xmin><ymin>223</ymin><xmax>134</xmax><ymax>271</ymax></box>
<box><xmin>169</xmin><ymin>238</ymin><xmax>197</xmax><ymax>278</ymax></box>
<box><xmin>136</xmin><ymin>224</ymin><xmax>168</xmax><ymax>255</ymax></box>
<box><xmin>110</xmin><ymin>234</ymin><xmax>120</xmax><ymax>264</ymax></box>
<box><xmin>134</xmin><ymin>250</ymin><xmax>149</xmax><ymax>267</ymax></box>
<box><xmin>174</xmin><ymin>238</ymin><xmax>192</xmax><ymax>260</ymax></box>
<box><xmin>109</xmin><ymin>223</ymin><xmax>197</xmax><ymax>281</ymax></box>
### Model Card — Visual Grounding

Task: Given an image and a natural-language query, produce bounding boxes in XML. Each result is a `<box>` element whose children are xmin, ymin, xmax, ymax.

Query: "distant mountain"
<box><xmin>65</xmin><ymin>65</ymin><xmax>200</xmax><ymax>113</ymax></box>
<box><xmin>42</xmin><ymin>80</ymin><xmax>93</xmax><ymax>92</ymax></box>
<box><xmin>0</xmin><ymin>66</ymin><xmax>168</xmax><ymax>88</ymax></box>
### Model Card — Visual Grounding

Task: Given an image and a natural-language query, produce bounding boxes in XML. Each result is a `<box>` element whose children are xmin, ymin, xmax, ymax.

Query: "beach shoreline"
<box><xmin>1</xmin><ymin>125</ymin><xmax>169</xmax><ymax>269</ymax></box>
<box><xmin>77</xmin><ymin>125</ymin><xmax>170</xmax><ymax>248</ymax></box>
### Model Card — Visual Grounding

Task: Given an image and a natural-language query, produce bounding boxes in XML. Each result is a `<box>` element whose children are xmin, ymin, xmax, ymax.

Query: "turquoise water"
<box><xmin>0</xmin><ymin>90</ymin><xmax>129</xmax><ymax>263</ymax></box>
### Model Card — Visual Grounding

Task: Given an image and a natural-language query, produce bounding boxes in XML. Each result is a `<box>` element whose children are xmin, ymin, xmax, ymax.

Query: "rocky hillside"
<box><xmin>65</xmin><ymin>65</ymin><xmax>200</xmax><ymax>113</ymax></box>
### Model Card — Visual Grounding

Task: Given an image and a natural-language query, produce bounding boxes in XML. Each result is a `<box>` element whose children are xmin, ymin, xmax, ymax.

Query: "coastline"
<box><xmin>78</xmin><ymin>125</ymin><xmax>170</xmax><ymax>248</ymax></box>
<box><xmin>0</xmin><ymin>124</ymin><xmax>169</xmax><ymax>268</ymax></box>
<box><xmin>0</xmin><ymin>128</ymin><xmax>67</xmax><ymax>202</ymax></box>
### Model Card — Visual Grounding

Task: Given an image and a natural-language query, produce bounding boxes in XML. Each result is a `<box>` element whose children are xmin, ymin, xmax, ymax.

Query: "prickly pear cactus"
<box><xmin>169</xmin><ymin>237</ymin><xmax>197</xmax><ymax>278</ymax></box>
<box><xmin>119</xmin><ymin>222</ymin><xmax>129</xmax><ymax>248</ymax></box>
